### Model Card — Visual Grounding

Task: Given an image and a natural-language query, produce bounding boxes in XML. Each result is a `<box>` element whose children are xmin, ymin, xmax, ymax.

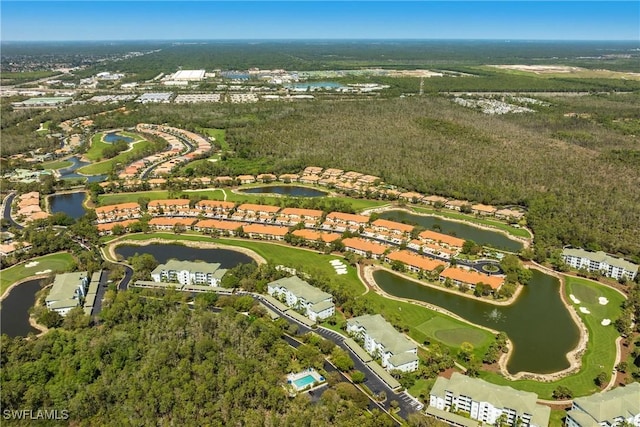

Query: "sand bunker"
<box><xmin>569</xmin><ymin>294</ymin><xmax>581</xmax><ymax>304</ymax></box>
<box><xmin>35</xmin><ymin>269</ymin><xmax>52</xmax><ymax>275</ymax></box>
<box><xmin>598</xmin><ymin>297</ymin><xmax>609</xmax><ymax>305</ymax></box>
<box><xmin>330</xmin><ymin>260</ymin><xmax>348</xmax><ymax>275</ymax></box>
<box><xmin>25</xmin><ymin>261</ymin><xmax>39</xmax><ymax>268</ymax></box>
<box><xmin>601</xmin><ymin>319</ymin><xmax>611</xmax><ymax>326</ymax></box>
<box><xmin>579</xmin><ymin>307</ymin><xmax>590</xmax><ymax>314</ymax></box>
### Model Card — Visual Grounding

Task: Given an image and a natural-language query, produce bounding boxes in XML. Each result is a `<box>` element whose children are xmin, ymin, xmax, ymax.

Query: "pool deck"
<box><xmin>287</xmin><ymin>369</ymin><xmax>325</xmax><ymax>391</ymax></box>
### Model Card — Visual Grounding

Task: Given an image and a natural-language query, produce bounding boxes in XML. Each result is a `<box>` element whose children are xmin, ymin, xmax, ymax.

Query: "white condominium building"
<box><xmin>562</xmin><ymin>247</ymin><xmax>638</xmax><ymax>281</ymax></box>
<box><xmin>428</xmin><ymin>372</ymin><xmax>550</xmax><ymax>427</ymax></box>
<box><xmin>150</xmin><ymin>260</ymin><xmax>227</xmax><ymax>287</ymax></box>
<box><xmin>267</xmin><ymin>276</ymin><xmax>335</xmax><ymax>322</ymax></box>
<box><xmin>346</xmin><ymin>313</ymin><xmax>418</xmax><ymax>373</ymax></box>
<box><xmin>566</xmin><ymin>382</ymin><xmax>640</xmax><ymax>427</ymax></box>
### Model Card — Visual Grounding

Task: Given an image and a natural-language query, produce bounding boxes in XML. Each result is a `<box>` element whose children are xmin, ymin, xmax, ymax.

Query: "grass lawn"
<box><xmin>408</xmin><ymin>378</ymin><xmax>436</xmax><ymax>401</ymax></box>
<box><xmin>1</xmin><ymin>253</ymin><xmax>75</xmax><ymax>295</ymax></box>
<box><xmin>108</xmin><ymin>231</ymin><xmax>494</xmax><ymax>358</ymax></box>
<box><xmin>77</xmin><ymin>133</ymin><xmax>151</xmax><ymax>175</ymax></box>
<box><xmin>196</xmin><ymin>127</ymin><xmax>229</xmax><ymax>150</ymax></box>
<box><xmin>84</xmin><ymin>132</ymin><xmax>111</xmax><ymax>161</ymax></box>
<box><xmin>36</xmin><ymin>120</ymin><xmax>51</xmax><ymax>135</ymax></box>
<box><xmin>549</xmin><ymin>409</ymin><xmax>567</xmax><ymax>427</ymax></box>
<box><xmin>411</xmin><ymin>206</ymin><xmax>531</xmax><ymax>239</ymax></box>
<box><xmin>480</xmin><ymin>275</ymin><xmax>625</xmax><ymax>399</ymax></box>
<box><xmin>98</xmin><ymin>188</ymin><xmax>388</xmax><ymax>212</ymax></box>
<box><xmin>42</xmin><ymin>159</ymin><xmax>73</xmax><ymax>170</ymax></box>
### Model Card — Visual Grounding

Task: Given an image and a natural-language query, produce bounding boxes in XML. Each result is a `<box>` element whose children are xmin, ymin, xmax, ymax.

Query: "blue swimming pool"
<box><xmin>293</xmin><ymin>375</ymin><xmax>316</xmax><ymax>389</ymax></box>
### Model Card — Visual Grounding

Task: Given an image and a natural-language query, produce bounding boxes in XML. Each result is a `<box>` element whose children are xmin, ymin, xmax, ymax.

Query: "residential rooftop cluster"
<box><xmin>45</xmin><ymin>271</ymin><xmax>102</xmax><ymax>317</ymax></box>
<box><xmin>94</xmin><ymin>199</ymin><xmax>505</xmax><ymax>292</ymax></box>
<box><xmin>13</xmin><ymin>192</ymin><xmax>49</xmax><ymax>223</ymax></box>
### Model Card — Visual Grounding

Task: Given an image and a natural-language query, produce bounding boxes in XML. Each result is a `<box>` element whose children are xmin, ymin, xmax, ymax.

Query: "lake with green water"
<box><xmin>374</xmin><ymin>268</ymin><xmax>579</xmax><ymax>374</ymax></box>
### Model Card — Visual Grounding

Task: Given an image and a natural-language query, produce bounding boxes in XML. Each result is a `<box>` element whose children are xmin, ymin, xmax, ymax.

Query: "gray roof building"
<box><xmin>429</xmin><ymin>372</ymin><xmax>550</xmax><ymax>427</ymax></box>
<box><xmin>46</xmin><ymin>272</ymin><xmax>92</xmax><ymax>316</ymax></box>
<box><xmin>347</xmin><ymin>314</ymin><xmax>415</xmax><ymax>355</ymax></box>
<box><xmin>566</xmin><ymin>382</ymin><xmax>640</xmax><ymax>427</ymax></box>
<box><xmin>268</xmin><ymin>276</ymin><xmax>332</xmax><ymax>306</ymax></box>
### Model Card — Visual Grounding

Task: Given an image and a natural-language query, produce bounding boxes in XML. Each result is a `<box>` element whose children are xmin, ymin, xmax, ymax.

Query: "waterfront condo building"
<box><xmin>267</xmin><ymin>276</ymin><xmax>335</xmax><ymax>322</ymax></box>
<box><xmin>428</xmin><ymin>372</ymin><xmax>550</xmax><ymax>427</ymax></box>
<box><xmin>150</xmin><ymin>260</ymin><xmax>228</xmax><ymax>287</ymax></box>
<box><xmin>346</xmin><ymin>314</ymin><xmax>419</xmax><ymax>372</ymax></box>
<box><xmin>562</xmin><ymin>247</ymin><xmax>638</xmax><ymax>281</ymax></box>
<box><xmin>565</xmin><ymin>382</ymin><xmax>640</xmax><ymax>427</ymax></box>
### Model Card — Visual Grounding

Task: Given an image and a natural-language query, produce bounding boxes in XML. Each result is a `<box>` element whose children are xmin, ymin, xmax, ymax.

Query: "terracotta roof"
<box><xmin>292</xmin><ymin>229</ymin><xmax>341</xmax><ymax>243</ymax></box>
<box><xmin>386</xmin><ymin>250</ymin><xmax>445</xmax><ymax>272</ymax></box>
<box><xmin>445</xmin><ymin>200</ymin><xmax>468</xmax><ymax>208</ymax></box>
<box><xmin>237</xmin><ymin>203</ymin><xmax>281</xmax><ymax>214</ymax></box>
<box><xmin>326</xmin><ymin>212</ymin><xmax>369</xmax><ymax>224</ymax></box>
<box><xmin>399</xmin><ymin>192</ymin><xmax>424</xmax><ymax>200</ymax></box>
<box><xmin>148</xmin><ymin>199</ymin><xmax>190</xmax><ymax>207</ymax></box>
<box><xmin>149</xmin><ymin>217</ymin><xmax>195</xmax><ymax>227</ymax></box>
<box><xmin>20</xmin><ymin>192</ymin><xmax>40</xmax><ymax>200</ymax></box>
<box><xmin>472</xmin><ymin>204</ymin><xmax>497</xmax><ymax>214</ymax></box>
<box><xmin>342</xmin><ymin>237</ymin><xmax>388</xmax><ymax>255</ymax></box>
<box><xmin>243</xmin><ymin>223</ymin><xmax>289</xmax><ymax>236</ymax></box>
<box><xmin>440</xmin><ymin>267</ymin><xmax>504</xmax><ymax>290</ymax></box>
<box><xmin>372</xmin><ymin>218</ymin><xmax>414</xmax><ymax>234</ymax></box>
<box><xmin>418</xmin><ymin>230</ymin><xmax>465</xmax><ymax>248</ymax></box>
<box><xmin>195</xmin><ymin>200</ymin><xmax>235</xmax><ymax>210</ymax></box>
<box><xmin>237</xmin><ymin>175</ymin><xmax>255</xmax><ymax>181</ymax></box>
<box><xmin>95</xmin><ymin>202</ymin><xmax>140</xmax><ymax>214</ymax></box>
<box><xmin>27</xmin><ymin>211</ymin><xmax>50</xmax><ymax>221</ymax></box>
<box><xmin>96</xmin><ymin>219</ymin><xmax>138</xmax><ymax>231</ymax></box>
<box><xmin>195</xmin><ymin>219</ymin><xmax>243</xmax><ymax>230</ymax></box>
<box><xmin>424</xmin><ymin>195</ymin><xmax>449</xmax><ymax>203</ymax></box>
<box><xmin>279</xmin><ymin>208</ymin><xmax>323</xmax><ymax>218</ymax></box>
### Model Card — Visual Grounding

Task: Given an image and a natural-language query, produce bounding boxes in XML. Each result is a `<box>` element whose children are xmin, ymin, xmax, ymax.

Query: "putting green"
<box><xmin>417</xmin><ymin>317</ymin><xmax>489</xmax><ymax>347</ymax></box>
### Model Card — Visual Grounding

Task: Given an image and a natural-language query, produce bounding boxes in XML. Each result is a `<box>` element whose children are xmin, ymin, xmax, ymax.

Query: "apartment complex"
<box><xmin>150</xmin><ymin>260</ymin><xmax>228</xmax><ymax>286</ymax></box>
<box><xmin>428</xmin><ymin>372</ymin><xmax>550</xmax><ymax>427</ymax></box>
<box><xmin>562</xmin><ymin>247</ymin><xmax>638</xmax><ymax>281</ymax></box>
<box><xmin>267</xmin><ymin>276</ymin><xmax>335</xmax><ymax>322</ymax></box>
<box><xmin>565</xmin><ymin>382</ymin><xmax>640</xmax><ymax>427</ymax></box>
<box><xmin>346</xmin><ymin>314</ymin><xmax>419</xmax><ymax>372</ymax></box>
<box><xmin>46</xmin><ymin>271</ymin><xmax>101</xmax><ymax>317</ymax></box>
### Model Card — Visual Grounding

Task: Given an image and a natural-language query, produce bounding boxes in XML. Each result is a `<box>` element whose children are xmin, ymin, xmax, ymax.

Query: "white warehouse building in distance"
<box><xmin>171</xmin><ymin>70</ymin><xmax>206</xmax><ymax>81</ymax></box>
<box><xmin>267</xmin><ymin>276</ymin><xmax>335</xmax><ymax>322</ymax></box>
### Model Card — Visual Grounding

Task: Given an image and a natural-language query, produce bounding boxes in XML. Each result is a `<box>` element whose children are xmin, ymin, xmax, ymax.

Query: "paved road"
<box><xmin>257</xmin><ymin>294</ymin><xmax>420</xmax><ymax>419</ymax></box>
<box><xmin>92</xmin><ymin>269</ymin><xmax>110</xmax><ymax>317</ymax></box>
<box><xmin>139</xmin><ymin>131</ymin><xmax>196</xmax><ymax>179</ymax></box>
<box><xmin>1</xmin><ymin>192</ymin><xmax>23</xmax><ymax>230</ymax></box>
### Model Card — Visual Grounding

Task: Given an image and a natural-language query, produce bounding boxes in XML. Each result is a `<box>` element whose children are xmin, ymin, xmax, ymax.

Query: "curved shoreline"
<box><xmin>1</xmin><ymin>274</ymin><xmax>49</xmax><ymax>302</ymax></box>
<box><xmin>105</xmin><ymin>236</ymin><xmax>267</xmax><ymax>266</ymax></box>
<box><xmin>366</xmin><ymin>261</ymin><xmax>595</xmax><ymax>382</ymax></box>
<box><xmin>363</xmin><ymin>205</ymin><xmax>531</xmax><ymax>249</ymax></box>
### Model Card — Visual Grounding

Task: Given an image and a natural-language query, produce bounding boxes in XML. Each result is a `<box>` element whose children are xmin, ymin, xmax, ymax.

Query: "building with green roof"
<box><xmin>267</xmin><ymin>276</ymin><xmax>335</xmax><ymax>322</ymax></box>
<box><xmin>46</xmin><ymin>271</ymin><xmax>94</xmax><ymax>317</ymax></box>
<box><xmin>428</xmin><ymin>372</ymin><xmax>549</xmax><ymax>427</ymax></box>
<box><xmin>566</xmin><ymin>382</ymin><xmax>640</xmax><ymax>427</ymax></box>
<box><xmin>346</xmin><ymin>313</ymin><xmax>418</xmax><ymax>373</ymax></box>
<box><xmin>562</xmin><ymin>247</ymin><xmax>638</xmax><ymax>281</ymax></box>
<box><xmin>151</xmin><ymin>259</ymin><xmax>227</xmax><ymax>287</ymax></box>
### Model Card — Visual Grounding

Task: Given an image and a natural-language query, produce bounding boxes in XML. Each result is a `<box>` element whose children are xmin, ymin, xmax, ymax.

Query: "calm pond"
<box><xmin>379</xmin><ymin>210</ymin><xmax>523</xmax><ymax>252</ymax></box>
<box><xmin>104</xmin><ymin>132</ymin><xmax>134</xmax><ymax>143</ymax></box>
<box><xmin>1</xmin><ymin>278</ymin><xmax>42</xmax><ymax>337</ymax></box>
<box><xmin>374</xmin><ymin>268</ymin><xmax>579</xmax><ymax>374</ymax></box>
<box><xmin>242</xmin><ymin>185</ymin><xmax>327</xmax><ymax>198</ymax></box>
<box><xmin>49</xmin><ymin>191</ymin><xmax>86</xmax><ymax>219</ymax></box>
<box><xmin>115</xmin><ymin>243</ymin><xmax>255</xmax><ymax>268</ymax></box>
<box><xmin>58</xmin><ymin>156</ymin><xmax>107</xmax><ymax>183</ymax></box>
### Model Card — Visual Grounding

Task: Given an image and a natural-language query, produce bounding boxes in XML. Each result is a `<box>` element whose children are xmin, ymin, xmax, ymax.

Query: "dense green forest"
<box><xmin>1</xmin><ymin>291</ymin><xmax>419</xmax><ymax>426</ymax></box>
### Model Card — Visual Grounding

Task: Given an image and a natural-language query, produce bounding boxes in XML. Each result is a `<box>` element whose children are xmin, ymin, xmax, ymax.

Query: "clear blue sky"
<box><xmin>2</xmin><ymin>1</ymin><xmax>638</xmax><ymax>41</ymax></box>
